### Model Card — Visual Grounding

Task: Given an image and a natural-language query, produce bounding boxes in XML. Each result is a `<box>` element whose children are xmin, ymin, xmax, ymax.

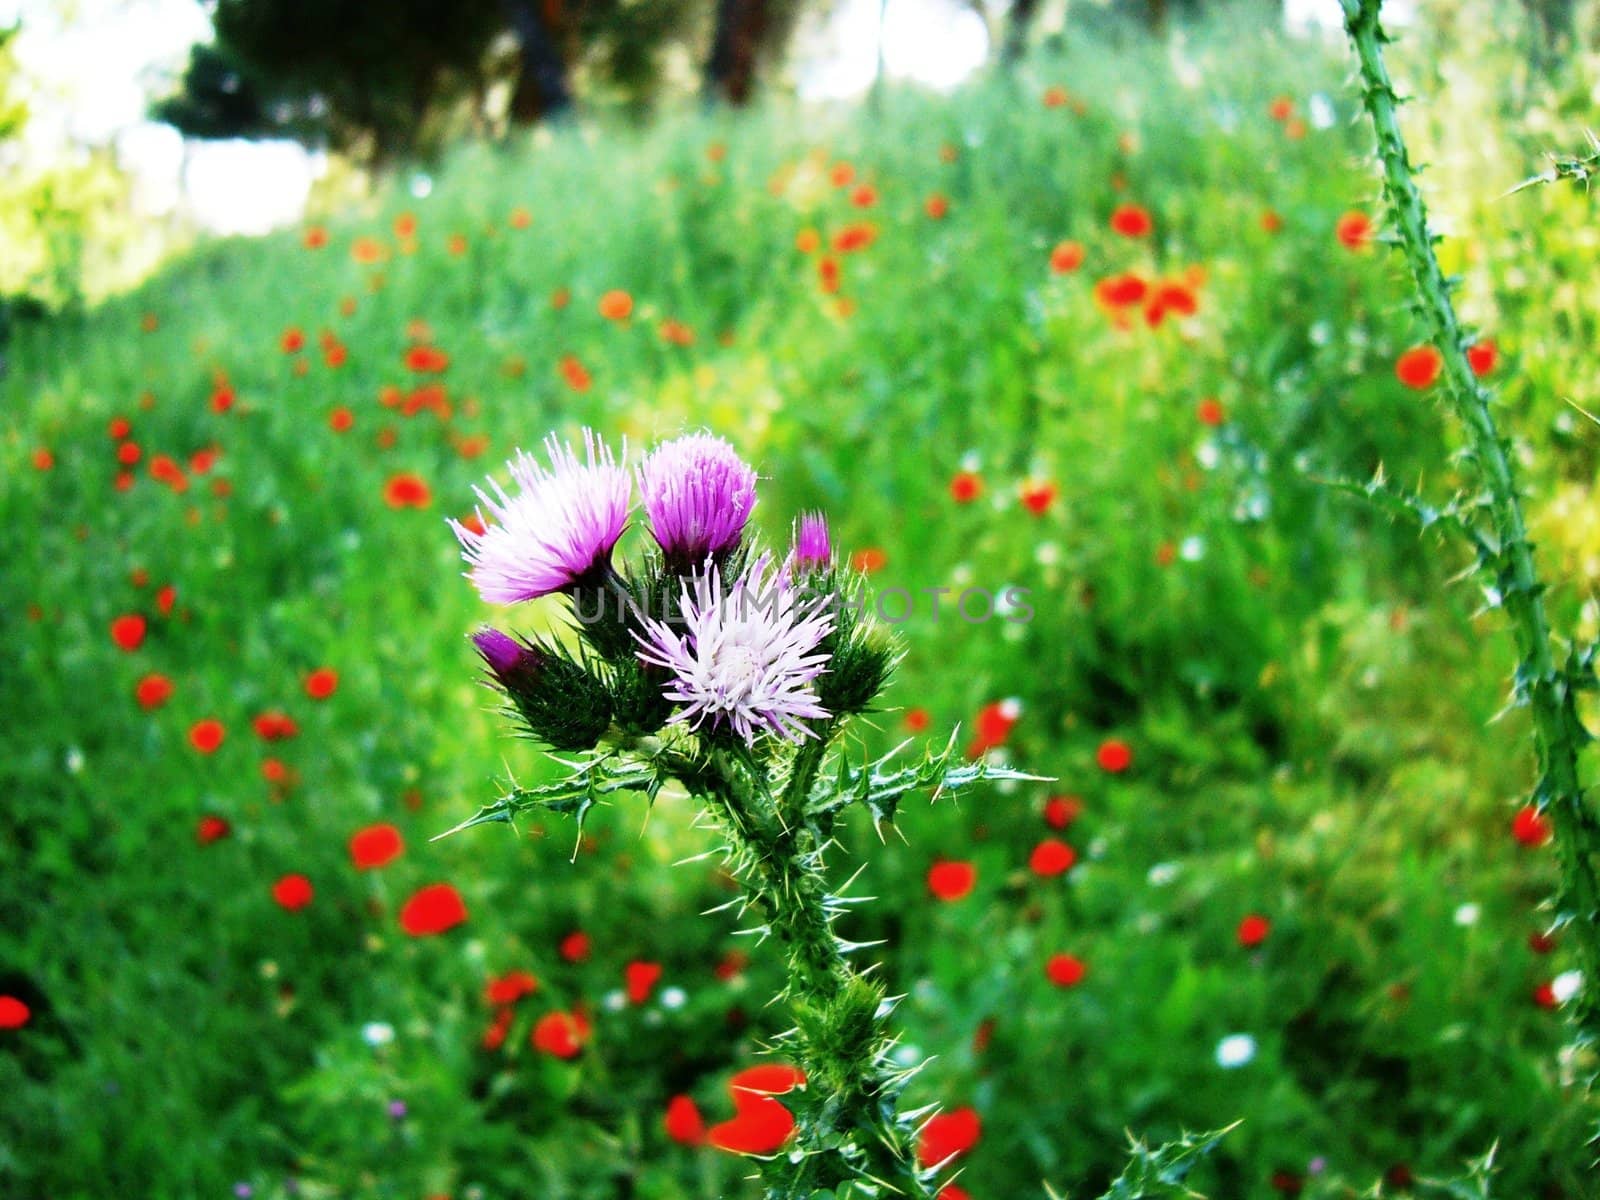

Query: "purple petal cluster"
<box><xmin>791</xmin><ymin>511</ymin><xmax>832</xmax><ymax>571</ymax></box>
<box><xmin>450</xmin><ymin>430</ymin><xmax>630</xmax><ymax>604</ymax></box>
<box><xmin>637</xmin><ymin>434</ymin><xmax>757</xmax><ymax>567</ymax></box>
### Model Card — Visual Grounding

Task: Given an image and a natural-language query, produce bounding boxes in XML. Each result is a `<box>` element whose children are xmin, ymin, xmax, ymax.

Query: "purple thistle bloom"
<box><xmin>450</xmin><ymin>430</ymin><xmax>630</xmax><ymax>604</ymax></box>
<box><xmin>635</xmin><ymin>554</ymin><xmax>834</xmax><ymax>744</ymax></box>
<box><xmin>637</xmin><ymin>434</ymin><xmax>757</xmax><ymax>568</ymax></box>
<box><xmin>791</xmin><ymin>511</ymin><xmax>832</xmax><ymax>571</ymax></box>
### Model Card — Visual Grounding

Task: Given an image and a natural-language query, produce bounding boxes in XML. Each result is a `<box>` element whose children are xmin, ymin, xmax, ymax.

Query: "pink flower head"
<box><xmin>637</xmin><ymin>434</ymin><xmax>757</xmax><ymax>569</ymax></box>
<box><xmin>635</xmin><ymin>554</ymin><xmax>833</xmax><ymax>744</ymax></box>
<box><xmin>451</xmin><ymin>430</ymin><xmax>629</xmax><ymax>603</ymax></box>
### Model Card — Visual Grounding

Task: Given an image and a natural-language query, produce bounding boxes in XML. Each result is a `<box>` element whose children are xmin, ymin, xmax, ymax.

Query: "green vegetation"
<box><xmin>5</xmin><ymin>8</ymin><xmax>1600</xmax><ymax>1198</ymax></box>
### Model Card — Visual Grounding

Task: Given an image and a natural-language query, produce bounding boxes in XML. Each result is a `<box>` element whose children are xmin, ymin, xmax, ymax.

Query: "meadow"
<box><xmin>4</xmin><ymin>10</ymin><xmax>1600</xmax><ymax>1198</ymax></box>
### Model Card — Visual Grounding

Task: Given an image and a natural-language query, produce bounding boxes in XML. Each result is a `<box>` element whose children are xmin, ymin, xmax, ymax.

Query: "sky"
<box><xmin>2</xmin><ymin>0</ymin><xmax>1344</xmax><ymax>237</ymax></box>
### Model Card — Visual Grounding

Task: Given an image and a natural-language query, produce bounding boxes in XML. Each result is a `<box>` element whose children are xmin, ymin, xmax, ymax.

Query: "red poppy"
<box><xmin>1096</xmin><ymin>738</ymin><xmax>1132</xmax><ymax>773</ymax></box>
<box><xmin>665</xmin><ymin>1095</ymin><xmax>707</xmax><ymax>1145</ymax></box>
<box><xmin>1336</xmin><ymin>210</ymin><xmax>1373</xmax><ymax>250</ymax></box>
<box><xmin>1043</xmin><ymin>795</ymin><xmax>1082</xmax><ymax>829</ymax></box>
<box><xmin>1145</xmin><ymin>280</ymin><xmax>1199</xmax><ymax>326</ymax></box>
<box><xmin>403</xmin><ymin>346</ymin><xmax>450</xmax><ymax>373</ymax></box>
<box><xmin>108</xmin><ymin>416</ymin><xmax>131</xmax><ymax>440</ymax></box>
<box><xmin>626</xmin><ymin>960</ymin><xmax>663</xmax><ymax>1004</ymax></box>
<box><xmin>196</xmin><ymin>814</ymin><xmax>231</xmax><ymax>845</ymax></box>
<box><xmin>1196</xmin><ymin>397</ymin><xmax>1225</xmax><ymax>426</ymax></box>
<box><xmin>560</xmin><ymin>931</ymin><xmax>592</xmax><ymax>962</ymax></box>
<box><xmin>117</xmin><ymin>441</ymin><xmax>142</xmax><ymax>466</ymax></box>
<box><xmin>510</xmin><ymin>206</ymin><xmax>532</xmax><ymax>229</ymax></box>
<box><xmin>850</xmin><ymin>183</ymin><xmax>877</xmax><ymax>208</ymax></box>
<box><xmin>832</xmin><ymin>222</ymin><xmax>878</xmax><ymax>253</ymax></box>
<box><xmin>303</xmin><ymin>226</ymin><xmax>328</xmax><ymax>249</ymax></box>
<box><xmin>1260</xmin><ymin>209</ymin><xmax>1284</xmax><ymax>233</ymax></box>
<box><xmin>709</xmin><ymin>1094</ymin><xmax>795</xmax><ymax>1155</ymax></box>
<box><xmin>598</xmin><ymin>290</ymin><xmax>634</xmax><ymax>321</ymax></box>
<box><xmin>0</xmin><ymin>996</ymin><xmax>30</xmax><ymax>1030</ymax></box>
<box><xmin>918</xmin><ymin>1107</ymin><xmax>982</xmax><ymax>1168</ymax></box>
<box><xmin>967</xmin><ymin>699</ymin><xmax>1020</xmax><ymax>758</ymax></box>
<box><xmin>730</xmin><ymin>1064</ymin><xmax>806</xmax><ymax>1097</ymax></box>
<box><xmin>559</xmin><ymin>354</ymin><xmax>592</xmax><ymax>392</ymax></box>
<box><xmin>135</xmin><ymin>673</ymin><xmax>173</xmax><ymax>710</ymax></box>
<box><xmin>795</xmin><ymin>227</ymin><xmax>820</xmax><ymax>254</ymax></box>
<box><xmin>904</xmin><ymin>708</ymin><xmax>931</xmax><ymax>733</ymax></box>
<box><xmin>111</xmin><ymin>614</ymin><xmax>146</xmax><ymax>652</ymax></box>
<box><xmin>1019</xmin><ymin>480</ymin><xmax>1057</xmax><ymax>515</ymax></box>
<box><xmin>305</xmin><ymin>667</ymin><xmax>339</xmax><ymax>700</ymax></box>
<box><xmin>1237</xmin><ymin>914</ymin><xmax>1271</xmax><ymax>947</ymax></box>
<box><xmin>261</xmin><ymin>758</ymin><xmax>289</xmax><ymax>784</ymax></box>
<box><xmin>1049</xmin><ymin>240</ymin><xmax>1085</xmax><ymax>274</ymax></box>
<box><xmin>1530</xmin><ymin>930</ymin><xmax>1557</xmax><ymax>954</ymax></box>
<box><xmin>1268</xmin><ymin>96</ymin><xmax>1294</xmax><ymax>121</ymax></box>
<box><xmin>399</xmin><ymin>883</ymin><xmax>468</xmax><ymax>936</ymax></box>
<box><xmin>850</xmin><ymin>547</ymin><xmax>888</xmax><ymax>573</ymax></box>
<box><xmin>1395</xmin><ymin>345</ymin><xmax>1442</xmax><ymax>389</ymax></box>
<box><xmin>149</xmin><ymin>455</ymin><xmax>190</xmax><ymax>493</ymax></box>
<box><xmin>928</xmin><ymin>860</ymin><xmax>977</xmax><ymax>901</ymax></box>
<box><xmin>1512</xmin><ymin>805</ymin><xmax>1552</xmax><ymax>847</ymax></box>
<box><xmin>925</xmin><ymin>193</ymin><xmax>949</xmax><ymax>219</ymax></box>
<box><xmin>383</xmin><ymin>473</ymin><xmax>432</xmax><ymax>509</ymax></box>
<box><xmin>189</xmin><ymin>718</ymin><xmax>225</xmax><ymax>754</ymax></box>
<box><xmin>329</xmin><ymin>407</ymin><xmax>354</xmax><ymax>433</ymax></box>
<box><xmin>949</xmin><ymin>471</ymin><xmax>983</xmax><ymax>503</ymax></box>
<box><xmin>1094</xmin><ymin>272</ymin><xmax>1148</xmax><ymax>309</ymax></box>
<box><xmin>349</xmin><ymin>823</ymin><xmax>404</xmax><ymax>870</ymax></box>
<box><xmin>531</xmin><ymin>1009</ymin><xmax>589</xmax><ymax>1058</ymax></box>
<box><xmin>818</xmin><ymin>256</ymin><xmax>841</xmax><ymax>294</ymax></box>
<box><xmin>1110</xmin><ymin>204</ymin><xmax>1153</xmax><ymax>238</ymax></box>
<box><xmin>1467</xmin><ymin>339</ymin><xmax>1498</xmax><ymax>377</ymax></box>
<box><xmin>1046</xmin><ymin>953</ymin><xmax>1086</xmax><ymax>987</ymax></box>
<box><xmin>280</xmin><ymin>327</ymin><xmax>305</xmax><ymax>354</ymax></box>
<box><xmin>272</xmin><ymin>874</ymin><xmax>313</xmax><ymax>911</ymax></box>
<box><xmin>659</xmin><ymin>319</ymin><xmax>695</xmax><ymax>346</ymax></box>
<box><xmin>31</xmin><ymin>447</ymin><xmax>54</xmax><ymax>471</ymax></box>
<box><xmin>482</xmin><ymin>1007</ymin><xmax>514</xmax><ymax>1051</ymax></box>
<box><xmin>1029</xmin><ymin>839</ymin><xmax>1077</xmax><ymax>878</ymax></box>
<box><xmin>485</xmin><ymin>969</ymin><xmax>538</xmax><ymax>1005</ymax></box>
<box><xmin>1533</xmin><ymin>982</ymin><xmax>1558</xmax><ymax>1009</ymax></box>
<box><xmin>351</xmin><ymin>236</ymin><xmax>385</xmax><ymax>264</ymax></box>
<box><xmin>253</xmin><ymin>711</ymin><xmax>299</xmax><ymax>741</ymax></box>
<box><xmin>940</xmin><ymin>1187</ymin><xmax>972</xmax><ymax>1200</ymax></box>
<box><xmin>1042</xmin><ymin>85</ymin><xmax>1068</xmax><ymax>107</ymax></box>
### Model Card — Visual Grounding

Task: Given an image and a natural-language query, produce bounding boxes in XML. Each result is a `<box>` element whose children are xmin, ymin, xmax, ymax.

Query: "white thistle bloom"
<box><xmin>636</xmin><ymin>554</ymin><xmax>834</xmax><ymax>744</ymax></box>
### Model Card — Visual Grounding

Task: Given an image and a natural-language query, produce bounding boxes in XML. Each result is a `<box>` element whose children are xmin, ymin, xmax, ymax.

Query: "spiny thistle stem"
<box><xmin>694</xmin><ymin>745</ymin><xmax>939</xmax><ymax>1198</ymax></box>
<box><xmin>1341</xmin><ymin>0</ymin><xmax>1600</xmax><ymax>1057</ymax></box>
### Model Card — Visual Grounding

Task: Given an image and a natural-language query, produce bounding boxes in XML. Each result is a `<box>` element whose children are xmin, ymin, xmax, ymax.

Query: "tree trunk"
<box><xmin>1002</xmin><ymin>0</ymin><xmax>1041</xmax><ymax>67</ymax></box>
<box><xmin>704</xmin><ymin>0</ymin><xmax>768</xmax><ymax>105</ymax></box>
<box><xmin>504</xmin><ymin>0</ymin><xmax>572</xmax><ymax>124</ymax></box>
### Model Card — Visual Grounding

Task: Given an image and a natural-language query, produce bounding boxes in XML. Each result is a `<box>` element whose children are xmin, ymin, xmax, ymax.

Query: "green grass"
<box><xmin>3</xmin><ymin>12</ymin><xmax>1597</xmax><ymax>1198</ymax></box>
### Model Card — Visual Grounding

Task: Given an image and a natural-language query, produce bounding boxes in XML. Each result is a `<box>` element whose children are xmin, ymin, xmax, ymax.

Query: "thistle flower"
<box><xmin>450</xmin><ymin>430</ymin><xmax>629</xmax><ymax>604</ymax></box>
<box><xmin>636</xmin><ymin>555</ymin><xmax>833</xmax><ymax>744</ymax></box>
<box><xmin>637</xmin><ymin>434</ymin><xmax>757</xmax><ymax>570</ymax></box>
<box><xmin>791</xmin><ymin>511</ymin><xmax>832</xmax><ymax>571</ymax></box>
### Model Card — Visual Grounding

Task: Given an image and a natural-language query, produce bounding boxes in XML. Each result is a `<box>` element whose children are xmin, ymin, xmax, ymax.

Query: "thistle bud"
<box><xmin>473</xmin><ymin>627</ymin><xmax>613</xmax><ymax>750</ymax></box>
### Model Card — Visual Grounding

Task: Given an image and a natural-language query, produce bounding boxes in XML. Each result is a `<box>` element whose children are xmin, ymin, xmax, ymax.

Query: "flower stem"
<box><xmin>1341</xmin><ymin>0</ymin><xmax>1600</xmax><ymax>1054</ymax></box>
<box><xmin>695</xmin><ymin>748</ymin><xmax>935</xmax><ymax>1198</ymax></box>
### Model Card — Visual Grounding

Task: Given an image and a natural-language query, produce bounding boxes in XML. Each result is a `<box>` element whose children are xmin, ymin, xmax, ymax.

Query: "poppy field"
<box><xmin>6</xmin><ymin>11</ymin><xmax>1600</xmax><ymax>1199</ymax></box>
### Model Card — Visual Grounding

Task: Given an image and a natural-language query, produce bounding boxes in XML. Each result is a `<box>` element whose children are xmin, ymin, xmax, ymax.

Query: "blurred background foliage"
<box><xmin>6</xmin><ymin>0</ymin><xmax>1600</xmax><ymax>1198</ymax></box>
